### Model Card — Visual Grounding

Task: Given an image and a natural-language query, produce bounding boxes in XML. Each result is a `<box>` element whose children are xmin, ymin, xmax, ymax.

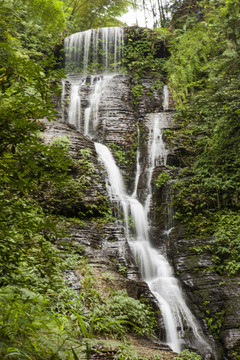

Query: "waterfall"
<box><xmin>94</xmin><ymin>141</ymin><xmax>209</xmax><ymax>354</ymax></box>
<box><xmin>63</xmin><ymin>27</ymin><xmax>212</xmax><ymax>355</ymax></box>
<box><xmin>163</xmin><ymin>85</ymin><xmax>169</xmax><ymax>111</ymax></box>
<box><xmin>63</xmin><ymin>28</ymin><xmax>124</xmax><ymax>135</ymax></box>
<box><xmin>132</xmin><ymin>126</ymin><xmax>141</xmax><ymax>199</ymax></box>
<box><xmin>64</xmin><ymin>27</ymin><xmax>124</xmax><ymax>74</ymax></box>
<box><xmin>144</xmin><ymin>113</ymin><xmax>169</xmax><ymax>216</ymax></box>
<box><xmin>63</xmin><ymin>74</ymin><xmax>117</xmax><ymax>136</ymax></box>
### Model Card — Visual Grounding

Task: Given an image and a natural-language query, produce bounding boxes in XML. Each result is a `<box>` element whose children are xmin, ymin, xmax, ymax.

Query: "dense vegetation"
<box><xmin>0</xmin><ymin>1</ymin><xmax>160</xmax><ymax>359</ymax></box>
<box><xmin>1</xmin><ymin>0</ymin><xmax>239</xmax><ymax>358</ymax></box>
<box><xmin>164</xmin><ymin>0</ymin><xmax>240</xmax><ymax>277</ymax></box>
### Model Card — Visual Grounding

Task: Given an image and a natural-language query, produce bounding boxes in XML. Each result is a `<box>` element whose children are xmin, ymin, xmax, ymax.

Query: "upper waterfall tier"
<box><xmin>64</xmin><ymin>27</ymin><xmax>124</xmax><ymax>74</ymax></box>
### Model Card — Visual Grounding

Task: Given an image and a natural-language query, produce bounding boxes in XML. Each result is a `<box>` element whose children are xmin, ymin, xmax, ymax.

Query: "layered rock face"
<box><xmin>149</xmin><ymin>125</ymin><xmax>240</xmax><ymax>359</ymax></box>
<box><xmin>167</xmin><ymin>230</ymin><xmax>240</xmax><ymax>359</ymax></box>
<box><xmin>43</xmin><ymin>26</ymin><xmax>240</xmax><ymax>359</ymax></box>
<box><xmin>42</xmin><ymin>119</ymin><xmax>167</xmax><ymax>349</ymax></box>
<box><xmin>61</xmin><ymin>74</ymin><xmax>137</xmax><ymax>191</ymax></box>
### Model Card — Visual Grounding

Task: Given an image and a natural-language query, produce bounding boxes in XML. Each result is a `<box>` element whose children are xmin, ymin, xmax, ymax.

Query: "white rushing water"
<box><xmin>63</xmin><ymin>74</ymin><xmax>115</xmax><ymax>136</ymax></box>
<box><xmin>144</xmin><ymin>113</ymin><xmax>169</xmax><ymax>215</ymax></box>
<box><xmin>95</xmin><ymin>139</ymin><xmax>209</xmax><ymax>353</ymax></box>
<box><xmin>63</xmin><ymin>27</ymin><xmax>211</xmax><ymax>355</ymax></box>
<box><xmin>64</xmin><ymin>27</ymin><xmax>124</xmax><ymax>74</ymax></box>
<box><xmin>63</xmin><ymin>27</ymin><xmax>124</xmax><ymax>135</ymax></box>
<box><xmin>163</xmin><ymin>85</ymin><xmax>169</xmax><ymax>111</ymax></box>
<box><xmin>132</xmin><ymin>126</ymin><xmax>141</xmax><ymax>199</ymax></box>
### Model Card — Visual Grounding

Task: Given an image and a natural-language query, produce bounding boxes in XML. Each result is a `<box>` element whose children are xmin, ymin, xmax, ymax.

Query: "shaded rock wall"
<box><xmin>168</xmin><ymin>230</ymin><xmax>240</xmax><ymax>359</ymax></box>
<box><xmin>43</xmin><ymin>27</ymin><xmax>240</xmax><ymax>358</ymax></box>
<box><xmin>150</xmin><ymin>141</ymin><xmax>240</xmax><ymax>359</ymax></box>
<box><xmin>62</xmin><ymin>74</ymin><xmax>137</xmax><ymax>192</ymax></box>
<box><xmin>42</xmin><ymin>118</ymin><xmax>169</xmax><ymax>351</ymax></box>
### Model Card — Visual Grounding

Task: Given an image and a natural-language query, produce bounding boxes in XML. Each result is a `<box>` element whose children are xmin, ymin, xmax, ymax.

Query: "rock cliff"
<box><xmin>41</xmin><ymin>27</ymin><xmax>240</xmax><ymax>360</ymax></box>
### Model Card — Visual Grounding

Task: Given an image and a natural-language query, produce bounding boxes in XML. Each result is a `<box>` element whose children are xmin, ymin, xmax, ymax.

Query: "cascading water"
<box><xmin>62</xmin><ymin>27</ymin><xmax>124</xmax><ymax>136</ymax></box>
<box><xmin>163</xmin><ymin>85</ymin><xmax>169</xmax><ymax>111</ymax></box>
<box><xmin>64</xmin><ymin>74</ymin><xmax>115</xmax><ymax>136</ymax></box>
<box><xmin>64</xmin><ymin>27</ymin><xmax>124</xmax><ymax>74</ymax></box>
<box><xmin>144</xmin><ymin>113</ymin><xmax>169</xmax><ymax>216</ymax></box>
<box><xmin>63</xmin><ymin>27</ymin><xmax>212</xmax><ymax>356</ymax></box>
<box><xmin>94</xmin><ymin>139</ymin><xmax>209</xmax><ymax>353</ymax></box>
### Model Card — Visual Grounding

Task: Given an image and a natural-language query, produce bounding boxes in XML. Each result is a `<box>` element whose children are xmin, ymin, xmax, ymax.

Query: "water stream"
<box><xmin>94</xmin><ymin>133</ymin><xmax>208</xmax><ymax>353</ymax></box>
<box><xmin>64</xmin><ymin>27</ymin><xmax>123</xmax><ymax>74</ymax></box>
<box><xmin>63</xmin><ymin>27</ymin><xmax>211</xmax><ymax>355</ymax></box>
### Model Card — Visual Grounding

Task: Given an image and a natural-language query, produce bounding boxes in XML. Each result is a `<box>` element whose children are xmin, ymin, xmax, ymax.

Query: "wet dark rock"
<box><xmin>222</xmin><ymin>329</ymin><xmax>240</xmax><ymax>350</ymax></box>
<box><xmin>64</xmin><ymin>270</ymin><xmax>82</xmax><ymax>292</ymax></box>
<box><xmin>42</xmin><ymin>64</ymin><xmax>240</xmax><ymax>358</ymax></box>
<box><xmin>151</xmin><ymin>176</ymin><xmax>240</xmax><ymax>359</ymax></box>
<box><xmin>40</xmin><ymin>120</ymin><xmax>109</xmax><ymax>218</ymax></box>
<box><xmin>42</xmin><ymin>118</ymin><xmax>165</xmax><ymax>339</ymax></box>
<box><xmin>62</xmin><ymin>74</ymin><xmax>137</xmax><ymax>192</ymax></box>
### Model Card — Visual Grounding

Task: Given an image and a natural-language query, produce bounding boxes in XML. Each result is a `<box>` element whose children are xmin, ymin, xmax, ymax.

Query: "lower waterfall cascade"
<box><xmin>94</xmin><ymin>126</ymin><xmax>211</xmax><ymax>354</ymax></box>
<box><xmin>61</xmin><ymin>27</ymin><xmax>217</xmax><ymax>358</ymax></box>
<box><xmin>62</xmin><ymin>75</ymin><xmax>212</xmax><ymax>355</ymax></box>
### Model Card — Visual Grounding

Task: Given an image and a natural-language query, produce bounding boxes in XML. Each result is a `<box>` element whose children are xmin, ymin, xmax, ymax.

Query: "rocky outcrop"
<box><xmin>61</xmin><ymin>74</ymin><xmax>137</xmax><ymax>192</ymax></box>
<box><xmin>41</xmin><ymin>118</ymin><xmax>170</xmax><ymax>352</ymax></box>
<box><xmin>150</xmin><ymin>153</ymin><xmax>240</xmax><ymax>359</ymax></box>
<box><xmin>168</xmin><ymin>231</ymin><xmax>240</xmax><ymax>359</ymax></box>
<box><xmin>44</xmin><ymin>38</ymin><xmax>240</xmax><ymax>357</ymax></box>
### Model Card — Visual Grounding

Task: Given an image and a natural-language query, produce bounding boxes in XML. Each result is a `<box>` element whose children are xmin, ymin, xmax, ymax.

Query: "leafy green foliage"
<box><xmin>40</xmin><ymin>148</ymin><xmax>110</xmax><ymax>218</ymax></box>
<box><xmin>51</xmin><ymin>135</ymin><xmax>71</xmax><ymax>151</ymax></box>
<box><xmin>168</xmin><ymin>0</ymin><xmax>240</xmax><ymax>104</ymax></box>
<box><xmin>211</xmin><ymin>211</ymin><xmax>240</xmax><ymax>275</ymax></box>
<box><xmin>202</xmin><ymin>300</ymin><xmax>225</xmax><ymax>338</ymax></box>
<box><xmin>170</xmin><ymin>76</ymin><xmax>240</xmax><ymax>216</ymax></box>
<box><xmin>94</xmin><ymin>290</ymin><xmax>157</xmax><ymax>337</ymax></box>
<box><xmin>131</xmin><ymin>84</ymin><xmax>144</xmax><ymax>108</ymax></box>
<box><xmin>124</xmin><ymin>27</ymin><xmax>170</xmax><ymax>80</ymax></box>
<box><xmin>108</xmin><ymin>135</ymin><xmax>137</xmax><ymax>175</ymax></box>
<box><xmin>174</xmin><ymin>349</ymin><xmax>202</xmax><ymax>360</ymax></box>
<box><xmin>109</xmin><ymin>143</ymin><xmax>130</xmax><ymax>166</ymax></box>
<box><xmin>0</xmin><ymin>194</ymin><xmax>86</xmax><ymax>299</ymax></box>
<box><xmin>1</xmin><ymin>0</ymin><xmax>66</xmax><ymax>60</ymax></box>
<box><xmin>63</xmin><ymin>0</ymin><xmax>130</xmax><ymax>33</ymax></box>
<box><xmin>156</xmin><ymin>171</ymin><xmax>171</xmax><ymax>189</ymax></box>
<box><xmin>165</xmin><ymin>0</ymin><xmax>240</xmax><ymax>281</ymax></box>
<box><xmin>0</xmin><ymin>286</ymin><xmax>75</xmax><ymax>360</ymax></box>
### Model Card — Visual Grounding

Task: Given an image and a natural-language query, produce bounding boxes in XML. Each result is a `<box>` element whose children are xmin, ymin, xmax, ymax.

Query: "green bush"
<box><xmin>0</xmin><ymin>286</ymin><xmax>74</xmax><ymax>360</ymax></box>
<box><xmin>94</xmin><ymin>290</ymin><xmax>157</xmax><ymax>337</ymax></box>
<box><xmin>174</xmin><ymin>349</ymin><xmax>202</xmax><ymax>360</ymax></box>
<box><xmin>156</xmin><ymin>171</ymin><xmax>171</xmax><ymax>189</ymax></box>
<box><xmin>211</xmin><ymin>211</ymin><xmax>240</xmax><ymax>276</ymax></box>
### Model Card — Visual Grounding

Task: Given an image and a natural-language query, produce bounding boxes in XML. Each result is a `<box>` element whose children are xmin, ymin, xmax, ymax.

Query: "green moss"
<box><xmin>230</xmin><ymin>350</ymin><xmax>240</xmax><ymax>360</ymax></box>
<box><xmin>124</xmin><ymin>27</ymin><xmax>169</xmax><ymax>80</ymax></box>
<box><xmin>109</xmin><ymin>130</ymin><xmax>137</xmax><ymax>172</ymax></box>
<box><xmin>109</xmin><ymin>143</ymin><xmax>129</xmax><ymax>166</ymax></box>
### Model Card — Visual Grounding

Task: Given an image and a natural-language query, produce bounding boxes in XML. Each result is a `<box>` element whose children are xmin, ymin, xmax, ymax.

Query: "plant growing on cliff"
<box><xmin>156</xmin><ymin>171</ymin><xmax>171</xmax><ymax>189</ymax></box>
<box><xmin>109</xmin><ymin>143</ymin><xmax>129</xmax><ymax>166</ymax></box>
<box><xmin>211</xmin><ymin>211</ymin><xmax>240</xmax><ymax>276</ymax></box>
<box><xmin>124</xmin><ymin>27</ymin><xmax>170</xmax><ymax>80</ymax></box>
<box><xmin>202</xmin><ymin>300</ymin><xmax>225</xmax><ymax>339</ymax></box>
<box><xmin>51</xmin><ymin>135</ymin><xmax>71</xmax><ymax>151</ymax></box>
<box><xmin>131</xmin><ymin>84</ymin><xmax>144</xmax><ymax>108</ymax></box>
